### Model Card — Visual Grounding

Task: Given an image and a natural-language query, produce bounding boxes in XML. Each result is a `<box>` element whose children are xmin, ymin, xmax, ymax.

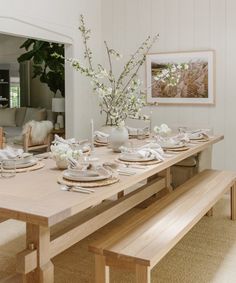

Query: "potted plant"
<box><xmin>18</xmin><ymin>40</ymin><xmax>65</xmax><ymax>96</ymax></box>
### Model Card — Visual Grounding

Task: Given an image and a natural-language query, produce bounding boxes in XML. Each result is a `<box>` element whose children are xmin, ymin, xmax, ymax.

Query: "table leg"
<box><xmin>23</xmin><ymin>223</ymin><xmax>54</xmax><ymax>283</ymax></box>
<box><xmin>135</xmin><ymin>264</ymin><xmax>150</xmax><ymax>283</ymax></box>
<box><xmin>158</xmin><ymin>168</ymin><xmax>173</xmax><ymax>192</ymax></box>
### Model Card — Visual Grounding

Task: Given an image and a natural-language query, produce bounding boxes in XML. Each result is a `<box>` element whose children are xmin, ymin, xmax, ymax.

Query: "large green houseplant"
<box><xmin>18</xmin><ymin>39</ymin><xmax>65</xmax><ymax>96</ymax></box>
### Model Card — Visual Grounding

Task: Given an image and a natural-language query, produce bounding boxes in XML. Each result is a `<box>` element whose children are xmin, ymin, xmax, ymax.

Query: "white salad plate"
<box><xmin>63</xmin><ymin>167</ymin><xmax>112</xmax><ymax>182</ymax></box>
<box><xmin>189</xmin><ymin>134</ymin><xmax>205</xmax><ymax>140</ymax></box>
<box><xmin>4</xmin><ymin>158</ymin><xmax>38</xmax><ymax>169</ymax></box>
<box><xmin>160</xmin><ymin>142</ymin><xmax>186</xmax><ymax>149</ymax></box>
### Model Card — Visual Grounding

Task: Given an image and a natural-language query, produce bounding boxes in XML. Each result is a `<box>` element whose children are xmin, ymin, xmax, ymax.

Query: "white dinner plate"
<box><xmin>94</xmin><ymin>139</ymin><xmax>108</xmax><ymax>145</ymax></box>
<box><xmin>63</xmin><ymin>167</ymin><xmax>112</xmax><ymax>182</ymax></box>
<box><xmin>95</xmin><ymin>138</ymin><xmax>108</xmax><ymax>144</ymax></box>
<box><xmin>189</xmin><ymin>134</ymin><xmax>204</xmax><ymax>140</ymax></box>
<box><xmin>4</xmin><ymin>158</ymin><xmax>38</xmax><ymax>169</ymax></box>
<box><xmin>119</xmin><ymin>153</ymin><xmax>155</xmax><ymax>162</ymax></box>
<box><xmin>160</xmin><ymin>142</ymin><xmax>186</xmax><ymax>149</ymax></box>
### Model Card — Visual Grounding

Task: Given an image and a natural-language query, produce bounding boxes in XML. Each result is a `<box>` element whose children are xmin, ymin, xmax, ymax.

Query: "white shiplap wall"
<box><xmin>101</xmin><ymin>0</ymin><xmax>236</xmax><ymax>170</ymax></box>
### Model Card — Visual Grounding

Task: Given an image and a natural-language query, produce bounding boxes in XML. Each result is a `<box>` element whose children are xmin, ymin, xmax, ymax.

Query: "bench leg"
<box><xmin>231</xmin><ymin>183</ymin><xmax>236</xmax><ymax>220</ymax></box>
<box><xmin>95</xmin><ymin>255</ymin><xmax>109</xmax><ymax>283</ymax></box>
<box><xmin>206</xmin><ymin>207</ymin><xmax>213</xmax><ymax>217</ymax></box>
<box><xmin>135</xmin><ymin>264</ymin><xmax>150</xmax><ymax>283</ymax></box>
<box><xmin>117</xmin><ymin>191</ymin><xmax>124</xmax><ymax>199</ymax></box>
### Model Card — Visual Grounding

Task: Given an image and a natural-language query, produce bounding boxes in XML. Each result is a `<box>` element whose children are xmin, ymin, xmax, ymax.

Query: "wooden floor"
<box><xmin>0</xmin><ymin>195</ymin><xmax>236</xmax><ymax>282</ymax></box>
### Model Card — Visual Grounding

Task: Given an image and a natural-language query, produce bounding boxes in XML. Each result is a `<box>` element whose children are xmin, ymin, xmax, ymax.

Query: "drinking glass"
<box><xmin>1</xmin><ymin>159</ymin><xmax>16</xmax><ymax>178</ymax></box>
<box><xmin>137</xmin><ymin>129</ymin><xmax>146</xmax><ymax>140</ymax></box>
<box><xmin>178</xmin><ymin>126</ymin><xmax>188</xmax><ymax>134</ymax></box>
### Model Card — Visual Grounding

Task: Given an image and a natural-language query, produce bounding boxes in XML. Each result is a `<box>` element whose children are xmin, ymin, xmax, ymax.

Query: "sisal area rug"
<box><xmin>0</xmin><ymin>195</ymin><xmax>236</xmax><ymax>282</ymax></box>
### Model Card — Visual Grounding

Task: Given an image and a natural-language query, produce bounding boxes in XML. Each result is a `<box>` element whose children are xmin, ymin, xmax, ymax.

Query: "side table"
<box><xmin>51</xmin><ymin>128</ymin><xmax>65</xmax><ymax>142</ymax></box>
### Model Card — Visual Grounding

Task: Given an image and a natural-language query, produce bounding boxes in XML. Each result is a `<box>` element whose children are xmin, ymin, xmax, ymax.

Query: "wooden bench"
<box><xmin>89</xmin><ymin>170</ymin><xmax>236</xmax><ymax>283</ymax></box>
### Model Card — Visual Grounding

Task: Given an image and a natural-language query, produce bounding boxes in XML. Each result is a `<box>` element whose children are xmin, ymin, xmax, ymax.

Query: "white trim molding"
<box><xmin>0</xmin><ymin>14</ymin><xmax>73</xmax><ymax>44</ymax></box>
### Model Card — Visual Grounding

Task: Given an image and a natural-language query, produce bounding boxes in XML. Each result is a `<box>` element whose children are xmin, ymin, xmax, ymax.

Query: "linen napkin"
<box><xmin>52</xmin><ymin>135</ymin><xmax>91</xmax><ymax>153</ymax></box>
<box><xmin>181</xmin><ymin>128</ymin><xmax>210</xmax><ymax>139</ymax></box>
<box><xmin>157</xmin><ymin>135</ymin><xmax>188</xmax><ymax>147</ymax></box>
<box><xmin>53</xmin><ymin>134</ymin><xmax>77</xmax><ymax>145</ymax></box>
<box><xmin>140</xmin><ymin>143</ymin><xmax>165</xmax><ymax>160</ymax></box>
<box><xmin>120</xmin><ymin>143</ymin><xmax>165</xmax><ymax>161</ymax></box>
<box><xmin>170</xmin><ymin>134</ymin><xmax>190</xmax><ymax>143</ymax></box>
<box><xmin>0</xmin><ymin>146</ymin><xmax>23</xmax><ymax>161</ymax></box>
<box><xmin>94</xmin><ymin>131</ymin><xmax>109</xmax><ymax>143</ymax></box>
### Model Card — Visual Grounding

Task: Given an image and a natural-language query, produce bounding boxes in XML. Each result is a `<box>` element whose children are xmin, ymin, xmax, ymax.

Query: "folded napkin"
<box><xmin>0</xmin><ymin>146</ymin><xmax>23</xmax><ymax>161</ymax></box>
<box><xmin>126</xmin><ymin>126</ymin><xmax>150</xmax><ymax>136</ymax></box>
<box><xmin>52</xmin><ymin>135</ymin><xmax>90</xmax><ymax>152</ymax></box>
<box><xmin>170</xmin><ymin>133</ymin><xmax>190</xmax><ymax>143</ymax></box>
<box><xmin>157</xmin><ymin>135</ymin><xmax>188</xmax><ymax>147</ymax></box>
<box><xmin>53</xmin><ymin>134</ymin><xmax>77</xmax><ymax>145</ymax></box>
<box><xmin>121</xmin><ymin>143</ymin><xmax>165</xmax><ymax>161</ymax></box>
<box><xmin>140</xmin><ymin>143</ymin><xmax>165</xmax><ymax>160</ymax></box>
<box><xmin>94</xmin><ymin>131</ymin><xmax>109</xmax><ymax>143</ymax></box>
<box><xmin>182</xmin><ymin>128</ymin><xmax>210</xmax><ymax>139</ymax></box>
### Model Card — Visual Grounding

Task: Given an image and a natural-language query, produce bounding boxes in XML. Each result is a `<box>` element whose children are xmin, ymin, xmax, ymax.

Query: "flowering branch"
<box><xmin>54</xmin><ymin>15</ymin><xmax>159</xmax><ymax>126</ymax></box>
<box><xmin>79</xmin><ymin>15</ymin><xmax>93</xmax><ymax>70</ymax></box>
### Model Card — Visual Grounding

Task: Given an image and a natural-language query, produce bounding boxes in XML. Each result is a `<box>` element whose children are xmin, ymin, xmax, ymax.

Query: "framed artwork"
<box><xmin>146</xmin><ymin>51</ymin><xmax>215</xmax><ymax>105</ymax></box>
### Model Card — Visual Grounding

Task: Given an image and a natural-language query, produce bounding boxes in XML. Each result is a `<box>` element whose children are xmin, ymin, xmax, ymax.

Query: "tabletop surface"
<box><xmin>0</xmin><ymin>135</ymin><xmax>223</xmax><ymax>227</ymax></box>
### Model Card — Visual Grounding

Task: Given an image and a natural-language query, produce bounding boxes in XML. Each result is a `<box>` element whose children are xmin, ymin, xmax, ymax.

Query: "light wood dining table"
<box><xmin>0</xmin><ymin>135</ymin><xmax>223</xmax><ymax>283</ymax></box>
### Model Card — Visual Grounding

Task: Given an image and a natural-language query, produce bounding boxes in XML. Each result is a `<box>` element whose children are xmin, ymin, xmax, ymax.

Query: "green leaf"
<box><xmin>19</xmin><ymin>39</ymin><xmax>35</xmax><ymax>50</ymax></box>
<box><xmin>17</xmin><ymin>49</ymin><xmax>36</xmax><ymax>62</ymax></box>
<box><xmin>17</xmin><ymin>38</ymin><xmax>65</xmax><ymax>96</ymax></box>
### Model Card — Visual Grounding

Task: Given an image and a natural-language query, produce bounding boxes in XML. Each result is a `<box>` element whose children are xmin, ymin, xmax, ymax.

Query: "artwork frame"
<box><xmin>146</xmin><ymin>50</ymin><xmax>215</xmax><ymax>105</ymax></box>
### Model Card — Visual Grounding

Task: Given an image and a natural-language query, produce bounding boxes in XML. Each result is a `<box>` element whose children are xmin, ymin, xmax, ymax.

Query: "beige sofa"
<box><xmin>0</xmin><ymin>107</ymin><xmax>55</xmax><ymax>144</ymax></box>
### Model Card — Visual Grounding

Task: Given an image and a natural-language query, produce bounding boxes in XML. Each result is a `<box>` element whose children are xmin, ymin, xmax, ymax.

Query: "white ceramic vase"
<box><xmin>99</xmin><ymin>125</ymin><xmax>114</xmax><ymax>135</ymax></box>
<box><xmin>55</xmin><ymin>158</ymin><xmax>68</xmax><ymax>169</ymax></box>
<box><xmin>110</xmin><ymin>126</ymin><xmax>129</xmax><ymax>152</ymax></box>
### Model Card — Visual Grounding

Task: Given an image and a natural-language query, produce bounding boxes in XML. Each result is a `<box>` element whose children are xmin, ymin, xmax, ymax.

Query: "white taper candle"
<box><xmin>90</xmin><ymin>119</ymin><xmax>94</xmax><ymax>151</ymax></box>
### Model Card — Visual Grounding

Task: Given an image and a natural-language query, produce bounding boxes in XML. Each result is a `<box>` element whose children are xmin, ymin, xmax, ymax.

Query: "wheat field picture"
<box><xmin>146</xmin><ymin>51</ymin><xmax>214</xmax><ymax>105</ymax></box>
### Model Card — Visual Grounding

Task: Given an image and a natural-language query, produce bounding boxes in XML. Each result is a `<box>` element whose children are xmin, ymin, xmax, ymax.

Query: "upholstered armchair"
<box><xmin>23</xmin><ymin>121</ymin><xmax>53</xmax><ymax>153</ymax></box>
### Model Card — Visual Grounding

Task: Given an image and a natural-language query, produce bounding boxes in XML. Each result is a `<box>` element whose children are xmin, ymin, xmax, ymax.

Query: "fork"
<box><xmin>61</xmin><ymin>185</ymin><xmax>95</xmax><ymax>194</ymax></box>
<box><xmin>67</xmin><ymin>157</ymin><xmax>78</xmax><ymax>168</ymax></box>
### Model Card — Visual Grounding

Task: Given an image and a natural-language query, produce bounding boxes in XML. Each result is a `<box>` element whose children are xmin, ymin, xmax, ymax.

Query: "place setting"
<box><xmin>157</xmin><ymin>138</ymin><xmax>190</xmax><ymax>152</ymax></box>
<box><xmin>52</xmin><ymin>134</ymin><xmax>91</xmax><ymax>153</ymax></box>
<box><xmin>0</xmin><ymin>147</ymin><xmax>45</xmax><ymax>177</ymax></box>
<box><xmin>116</xmin><ymin>142</ymin><xmax>165</xmax><ymax>166</ymax></box>
<box><xmin>188</xmin><ymin>131</ymin><xmax>210</xmax><ymax>143</ymax></box>
<box><xmin>57</xmin><ymin>156</ymin><xmax>120</xmax><ymax>190</ymax></box>
<box><xmin>93</xmin><ymin>131</ymin><xmax>109</xmax><ymax>147</ymax></box>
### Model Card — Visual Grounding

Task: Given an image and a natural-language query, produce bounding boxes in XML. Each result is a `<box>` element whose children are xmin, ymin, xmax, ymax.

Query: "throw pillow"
<box><xmin>23</xmin><ymin>108</ymin><xmax>46</xmax><ymax>124</ymax></box>
<box><xmin>15</xmin><ymin>107</ymin><xmax>27</xmax><ymax>127</ymax></box>
<box><xmin>46</xmin><ymin>109</ymin><xmax>56</xmax><ymax>124</ymax></box>
<box><xmin>0</xmin><ymin>108</ymin><xmax>16</xmax><ymax>127</ymax></box>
